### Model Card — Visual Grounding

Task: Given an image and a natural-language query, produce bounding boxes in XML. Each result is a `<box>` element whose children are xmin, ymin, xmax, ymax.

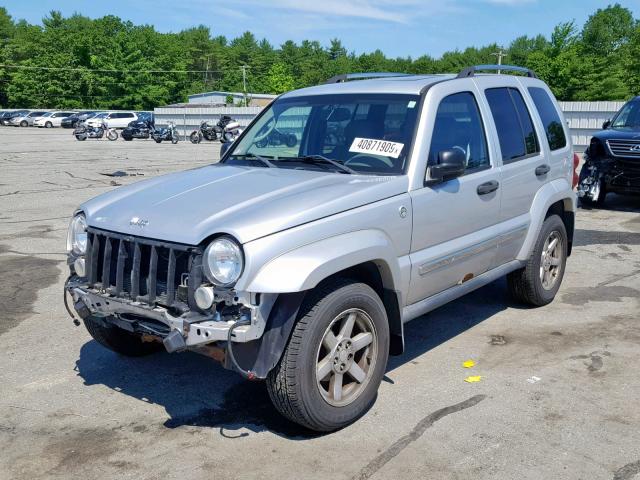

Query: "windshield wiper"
<box><xmin>277</xmin><ymin>155</ymin><xmax>356</xmax><ymax>174</ymax></box>
<box><xmin>229</xmin><ymin>153</ymin><xmax>277</xmax><ymax>168</ymax></box>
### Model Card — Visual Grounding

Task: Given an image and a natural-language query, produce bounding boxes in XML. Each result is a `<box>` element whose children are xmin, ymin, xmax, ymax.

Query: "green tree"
<box><xmin>265</xmin><ymin>62</ymin><xmax>295</xmax><ymax>94</ymax></box>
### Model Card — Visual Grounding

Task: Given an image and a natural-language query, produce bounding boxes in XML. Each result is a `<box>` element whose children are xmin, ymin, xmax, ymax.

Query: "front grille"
<box><xmin>85</xmin><ymin>228</ymin><xmax>201</xmax><ymax>310</ymax></box>
<box><xmin>606</xmin><ymin>139</ymin><xmax>640</xmax><ymax>158</ymax></box>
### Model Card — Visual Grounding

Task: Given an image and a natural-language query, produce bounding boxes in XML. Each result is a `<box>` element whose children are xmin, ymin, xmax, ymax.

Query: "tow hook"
<box><xmin>163</xmin><ymin>329</ymin><xmax>187</xmax><ymax>353</ymax></box>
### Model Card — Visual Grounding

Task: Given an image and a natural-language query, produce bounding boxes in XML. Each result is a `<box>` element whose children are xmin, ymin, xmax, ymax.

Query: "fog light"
<box><xmin>194</xmin><ymin>286</ymin><xmax>215</xmax><ymax>310</ymax></box>
<box><xmin>74</xmin><ymin>258</ymin><xmax>86</xmax><ymax>277</ymax></box>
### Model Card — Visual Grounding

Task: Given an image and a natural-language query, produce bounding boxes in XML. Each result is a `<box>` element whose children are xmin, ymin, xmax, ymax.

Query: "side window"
<box><xmin>123</xmin><ymin>113</ymin><xmax>134</xmax><ymax>118</ymax></box>
<box><xmin>485</xmin><ymin>87</ymin><xmax>540</xmax><ymax>163</ymax></box>
<box><xmin>428</xmin><ymin>92</ymin><xmax>490</xmax><ymax>173</ymax></box>
<box><xmin>528</xmin><ymin>87</ymin><xmax>567</xmax><ymax>150</ymax></box>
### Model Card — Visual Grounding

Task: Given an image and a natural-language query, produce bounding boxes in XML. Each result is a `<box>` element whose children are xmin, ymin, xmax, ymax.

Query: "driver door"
<box><xmin>407</xmin><ymin>85</ymin><xmax>501</xmax><ymax>304</ymax></box>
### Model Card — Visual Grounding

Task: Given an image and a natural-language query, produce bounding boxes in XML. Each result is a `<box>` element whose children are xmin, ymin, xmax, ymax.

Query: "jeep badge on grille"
<box><xmin>129</xmin><ymin>217</ymin><xmax>149</xmax><ymax>227</ymax></box>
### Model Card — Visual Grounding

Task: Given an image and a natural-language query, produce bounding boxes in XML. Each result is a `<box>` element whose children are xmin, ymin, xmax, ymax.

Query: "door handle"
<box><xmin>477</xmin><ymin>180</ymin><xmax>499</xmax><ymax>195</ymax></box>
<box><xmin>535</xmin><ymin>164</ymin><xmax>551</xmax><ymax>176</ymax></box>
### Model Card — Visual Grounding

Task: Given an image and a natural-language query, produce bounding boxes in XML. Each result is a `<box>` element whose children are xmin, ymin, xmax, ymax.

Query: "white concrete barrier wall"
<box><xmin>155</xmin><ymin>101</ymin><xmax>626</xmax><ymax>151</ymax></box>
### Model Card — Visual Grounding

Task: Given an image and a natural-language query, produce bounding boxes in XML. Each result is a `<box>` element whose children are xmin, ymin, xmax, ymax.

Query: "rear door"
<box><xmin>480</xmin><ymin>81</ymin><xmax>546</xmax><ymax>265</ymax></box>
<box><xmin>407</xmin><ymin>81</ymin><xmax>501</xmax><ymax>304</ymax></box>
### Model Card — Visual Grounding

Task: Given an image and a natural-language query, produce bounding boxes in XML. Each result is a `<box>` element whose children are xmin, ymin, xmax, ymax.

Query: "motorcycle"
<box><xmin>190</xmin><ymin>115</ymin><xmax>235</xmax><ymax>144</ymax></box>
<box><xmin>121</xmin><ymin>120</ymin><xmax>154</xmax><ymax>141</ymax></box>
<box><xmin>151</xmin><ymin>122</ymin><xmax>179</xmax><ymax>144</ymax></box>
<box><xmin>254</xmin><ymin>128</ymin><xmax>297</xmax><ymax>148</ymax></box>
<box><xmin>74</xmin><ymin>121</ymin><xmax>118</xmax><ymax>141</ymax></box>
<box><xmin>221</xmin><ymin>120</ymin><xmax>244</xmax><ymax>143</ymax></box>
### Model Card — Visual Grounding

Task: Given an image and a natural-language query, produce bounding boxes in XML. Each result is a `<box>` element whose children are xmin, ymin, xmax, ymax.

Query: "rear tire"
<box><xmin>154</xmin><ymin>138</ymin><xmax>162</xmax><ymax>143</ymax></box>
<box><xmin>507</xmin><ymin>214</ymin><xmax>568</xmax><ymax>307</ymax></box>
<box><xmin>83</xmin><ymin>316</ymin><xmax>162</xmax><ymax>357</ymax></box>
<box><xmin>190</xmin><ymin>131</ymin><xmax>201</xmax><ymax>144</ymax></box>
<box><xmin>266</xmin><ymin>279</ymin><xmax>389</xmax><ymax>432</ymax></box>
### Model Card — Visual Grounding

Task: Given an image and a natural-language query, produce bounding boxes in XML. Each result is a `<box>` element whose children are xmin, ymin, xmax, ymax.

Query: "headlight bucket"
<box><xmin>67</xmin><ymin>214</ymin><xmax>88</xmax><ymax>255</ymax></box>
<box><xmin>203</xmin><ymin>236</ymin><xmax>244</xmax><ymax>287</ymax></box>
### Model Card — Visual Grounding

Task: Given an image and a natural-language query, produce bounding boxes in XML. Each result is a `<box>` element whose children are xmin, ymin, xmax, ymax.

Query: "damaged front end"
<box><xmin>578</xmin><ymin>137</ymin><xmax>640</xmax><ymax>205</ymax></box>
<box><xmin>65</xmin><ymin>226</ymin><xmax>303</xmax><ymax>379</ymax></box>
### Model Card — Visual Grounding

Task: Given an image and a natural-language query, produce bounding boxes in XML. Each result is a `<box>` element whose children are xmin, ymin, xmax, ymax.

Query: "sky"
<box><xmin>2</xmin><ymin>0</ymin><xmax>639</xmax><ymax>58</ymax></box>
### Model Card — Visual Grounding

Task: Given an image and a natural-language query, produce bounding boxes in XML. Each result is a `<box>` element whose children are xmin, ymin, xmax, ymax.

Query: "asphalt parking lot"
<box><xmin>1</xmin><ymin>128</ymin><xmax>639</xmax><ymax>480</ymax></box>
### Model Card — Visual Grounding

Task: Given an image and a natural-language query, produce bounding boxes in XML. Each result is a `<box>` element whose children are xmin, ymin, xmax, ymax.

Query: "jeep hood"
<box><xmin>81</xmin><ymin>164</ymin><xmax>408</xmax><ymax>245</ymax></box>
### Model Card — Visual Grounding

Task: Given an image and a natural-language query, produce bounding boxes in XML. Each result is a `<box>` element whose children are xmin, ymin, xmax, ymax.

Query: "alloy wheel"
<box><xmin>315</xmin><ymin>308</ymin><xmax>378</xmax><ymax>407</ymax></box>
<box><xmin>540</xmin><ymin>231</ymin><xmax>563</xmax><ymax>290</ymax></box>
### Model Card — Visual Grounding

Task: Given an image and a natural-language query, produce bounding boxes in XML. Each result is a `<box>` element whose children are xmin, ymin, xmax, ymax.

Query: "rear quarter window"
<box><xmin>485</xmin><ymin>87</ymin><xmax>540</xmax><ymax>163</ymax></box>
<box><xmin>528</xmin><ymin>87</ymin><xmax>567</xmax><ymax>150</ymax></box>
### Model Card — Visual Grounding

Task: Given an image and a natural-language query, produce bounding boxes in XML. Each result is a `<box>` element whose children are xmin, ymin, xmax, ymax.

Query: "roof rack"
<box><xmin>324</xmin><ymin>72</ymin><xmax>413</xmax><ymax>84</ymax></box>
<box><xmin>457</xmin><ymin>64</ymin><xmax>538</xmax><ymax>79</ymax></box>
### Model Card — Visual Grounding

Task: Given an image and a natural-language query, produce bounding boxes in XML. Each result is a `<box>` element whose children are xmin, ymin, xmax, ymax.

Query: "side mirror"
<box><xmin>602</xmin><ymin>119</ymin><xmax>611</xmax><ymax>130</ymax></box>
<box><xmin>427</xmin><ymin>149</ymin><xmax>466</xmax><ymax>183</ymax></box>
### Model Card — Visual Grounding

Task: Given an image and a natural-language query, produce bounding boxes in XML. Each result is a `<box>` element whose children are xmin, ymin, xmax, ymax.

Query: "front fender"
<box><xmin>516</xmin><ymin>178</ymin><xmax>577</xmax><ymax>261</ymax></box>
<box><xmin>244</xmin><ymin>229</ymin><xmax>403</xmax><ymax>294</ymax></box>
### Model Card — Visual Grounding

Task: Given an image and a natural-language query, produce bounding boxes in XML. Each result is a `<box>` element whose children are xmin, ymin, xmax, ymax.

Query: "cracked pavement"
<box><xmin>0</xmin><ymin>128</ymin><xmax>639</xmax><ymax>479</ymax></box>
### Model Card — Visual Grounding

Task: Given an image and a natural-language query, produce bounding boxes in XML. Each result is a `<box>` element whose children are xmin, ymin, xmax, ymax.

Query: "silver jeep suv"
<box><xmin>65</xmin><ymin>65</ymin><xmax>578</xmax><ymax>431</ymax></box>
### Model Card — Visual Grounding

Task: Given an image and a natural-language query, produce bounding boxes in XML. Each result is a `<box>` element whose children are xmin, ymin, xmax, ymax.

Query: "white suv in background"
<box><xmin>34</xmin><ymin>111</ymin><xmax>76</xmax><ymax>128</ymax></box>
<box><xmin>87</xmin><ymin>111</ymin><xmax>138</xmax><ymax>129</ymax></box>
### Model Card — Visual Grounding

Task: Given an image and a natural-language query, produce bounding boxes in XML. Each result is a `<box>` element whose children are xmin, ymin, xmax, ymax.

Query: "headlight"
<box><xmin>203</xmin><ymin>236</ymin><xmax>243</xmax><ymax>287</ymax></box>
<box><xmin>67</xmin><ymin>214</ymin><xmax>88</xmax><ymax>255</ymax></box>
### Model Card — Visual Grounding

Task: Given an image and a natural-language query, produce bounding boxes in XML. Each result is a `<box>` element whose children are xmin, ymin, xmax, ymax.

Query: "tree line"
<box><xmin>0</xmin><ymin>4</ymin><xmax>638</xmax><ymax>110</ymax></box>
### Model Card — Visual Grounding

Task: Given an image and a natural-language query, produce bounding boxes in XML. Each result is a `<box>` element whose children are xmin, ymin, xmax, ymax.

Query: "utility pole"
<box><xmin>492</xmin><ymin>49</ymin><xmax>507</xmax><ymax>74</ymax></box>
<box><xmin>240</xmin><ymin>65</ymin><xmax>250</xmax><ymax>106</ymax></box>
<box><xmin>204</xmin><ymin>55</ymin><xmax>211</xmax><ymax>88</ymax></box>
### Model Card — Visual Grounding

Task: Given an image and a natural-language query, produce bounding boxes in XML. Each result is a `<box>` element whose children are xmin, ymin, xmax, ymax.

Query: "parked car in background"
<box><xmin>34</xmin><ymin>111</ymin><xmax>76</xmax><ymax>128</ymax></box>
<box><xmin>65</xmin><ymin>65</ymin><xmax>577</xmax><ymax>432</ymax></box>
<box><xmin>87</xmin><ymin>111</ymin><xmax>137</xmax><ymax>129</ymax></box>
<box><xmin>8</xmin><ymin>110</ymin><xmax>49</xmax><ymax>127</ymax></box>
<box><xmin>136</xmin><ymin>111</ymin><xmax>154</xmax><ymax>124</ymax></box>
<box><xmin>578</xmin><ymin>96</ymin><xmax>640</xmax><ymax>206</ymax></box>
<box><xmin>1</xmin><ymin>109</ymin><xmax>29</xmax><ymax>126</ymax></box>
<box><xmin>62</xmin><ymin>111</ymin><xmax>100</xmax><ymax>129</ymax></box>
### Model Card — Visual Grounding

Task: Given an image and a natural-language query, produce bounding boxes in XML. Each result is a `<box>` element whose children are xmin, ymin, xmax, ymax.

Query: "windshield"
<box><xmin>40</xmin><ymin>112</ymin><xmax>53</xmax><ymax>117</ymax></box>
<box><xmin>225</xmin><ymin>93</ymin><xmax>420</xmax><ymax>175</ymax></box>
<box><xmin>611</xmin><ymin>101</ymin><xmax>640</xmax><ymax>129</ymax></box>
<box><xmin>94</xmin><ymin>112</ymin><xmax>108</xmax><ymax>119</ymax></box>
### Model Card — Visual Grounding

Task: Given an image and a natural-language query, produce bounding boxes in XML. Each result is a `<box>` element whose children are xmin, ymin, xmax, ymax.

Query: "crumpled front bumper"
<box><xmin>66</xmin><ymin>279</ymin><xmax>276</xmax><ymax>351</ymax></box>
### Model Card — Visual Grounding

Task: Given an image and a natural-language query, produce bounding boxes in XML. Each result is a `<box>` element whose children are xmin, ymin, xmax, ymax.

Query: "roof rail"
<box><xmin>457</xmin><ymin>64</ymin><xmax>538</xmax><ymax>79</ymax></box>
<box><xmin>324</xmin><ymin>72</ymin><xmax>413</xmax><ymax>84</ymax></box>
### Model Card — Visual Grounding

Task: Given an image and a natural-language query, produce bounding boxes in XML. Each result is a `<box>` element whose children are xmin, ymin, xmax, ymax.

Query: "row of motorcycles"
<box><xmin>73</xmin><ymin>116</ymin><xmax>242</xmax><ymax>144</ymax></box>
<box><xmin>74</xmin><ymin>120</ymin><xmax>179</xmax><ymax>143</ymax></box>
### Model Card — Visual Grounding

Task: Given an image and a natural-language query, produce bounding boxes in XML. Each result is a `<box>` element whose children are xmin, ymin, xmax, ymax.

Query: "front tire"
<box><xmin>45</xmin><ymin>121</ymin><xmax>53</xmax><ymax>128</ymax></box>
<box><xmin>266</xmin><ymin>279</ymin><xmax>389</xmax><ymax>432</ymax></box>
<box><xmin>83</xmin><ymin>316</ymin><xmax>162</xmax><ymax>357</ymax></box>
<box><xmin>107</xmin><ymin>130</ymin><xmax>118</xmax><ymax>141</ymax></box>
<box><xmin>507</xmin><ymin>214</ymin><xmax>568</xmax><ymax>306</ymax></box>
<box><xmin>20</xmin><ymin>120</ymin><xmax>28</xmax><ymax>127</ymax></box>
<box><xmin>190</xmin><ymin>131</ymin><xmax>201</xmax><ymax>144</ymax></box>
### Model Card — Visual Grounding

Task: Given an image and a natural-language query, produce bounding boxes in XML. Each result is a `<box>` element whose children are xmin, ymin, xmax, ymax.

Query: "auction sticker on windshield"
<box><xmin>349</xmin><ymin>137</ymin><xmax>404</xmax><ymax>159</ymax></box>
